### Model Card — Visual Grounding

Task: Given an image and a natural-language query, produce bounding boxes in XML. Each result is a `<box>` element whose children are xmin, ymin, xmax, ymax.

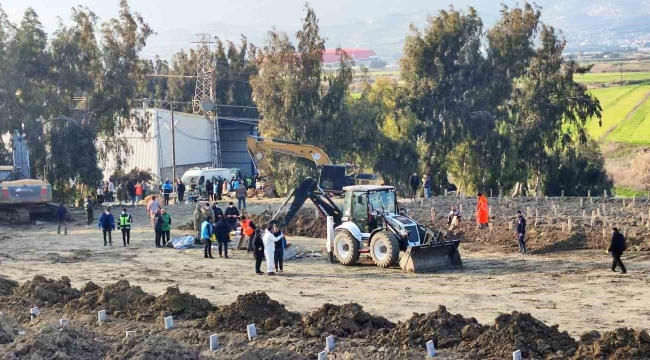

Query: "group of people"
<box><xmin>96</xmin><ymin>207</ymin><xmax>134</xmax><ymax>247</ymax></box>
<box><xmin>408</xmin><ymin>173</ymin><xmax>432</xmax><ymax>200</ymax></box>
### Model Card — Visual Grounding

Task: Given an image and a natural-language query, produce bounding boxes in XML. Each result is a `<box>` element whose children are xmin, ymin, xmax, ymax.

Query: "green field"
<box><xmin>586</xmin><ymin>84</ymin><xmax>650</xmax><ymax>139</ymax></box>
<box><xmin>606</xmin><ymin>95</ymin><xmax>650</xmax><ymax>143</ymax></box>
<box><xmin>575</xmin><ymin>72</ymin><xmax>650</xmax><ymax>84</ymax></box>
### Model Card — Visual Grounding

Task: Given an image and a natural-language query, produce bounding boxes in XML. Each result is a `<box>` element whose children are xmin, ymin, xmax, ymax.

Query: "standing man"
<box><xmin>135</xmin><ymin>182</ymin><xmax>143</xmax><ymax>203</ymax></box>
<box><xmin>160</xmin><ymin>208</ymin><xmax>172</xmax><ymax>247</ymax></box>
<box><xmin>201</xmin><ymin>217</ymin><xmax>214</xmax><ymax>259</ymax></box>
<box><xmin>516</xmin><ymin>210</ymin><xmax>527</xmax><ymax>254</ymax></box>
<box><xmin>202</xmin><ymin>202</ymin><xmax>214</xmax><ymax>225</ymax></box>
<box><xmin>476</xmin><ymin>193</ymin><xmax>489</xmax><ymax>229</ymax></box>
<box><xmin>215</xmin><ymin>217</ymin><xmax>231</xmax><ymax>258</ymax></box>
<box><xmin>177</xmin><ymin>179</ymin><xmax>186</xmax><ymax>204</ymax></box>
<box><xmin>98</xmin><ymin>207</ymin><xmax>115</xmax><ymax>246</ymax></box>
<box><xmin>212</xmin><ymin>202</ymin><xmax>224</xmax><ymax>223</ymax></box>
<box><xmin>116</xmin><ymin>183</ymin><xmax>126</xmax><ymax>205</ymax></box>
<box><xmin>423</xmin><ymin>175</ymin><xmax>431</xmax><ymax>199</ymax></box>
<box><xmin>108</xmin><ymin>180</ymin><xmax>115</xmax><ymax>202</ymax></box>
<box><xmin>84</xmin><ymin>195</ymin><xmax>94</xmax><ymax>226</ymax></box>
<box><xmin>193</xmin><ymin>204</ymin><xmax>205</xmax><ymax>243</ymax></box>
<box><xmin>409</xmin><ymin>172</ymin><xmax>420</xmax><ymax>201</ymax></box>
<box><xmin>162</xmin><ymin>179</ymin><xmax>173</xmax><ymax>206</ymax></box>
<box><xmin>274</xmin><ymin>227</ymin><xmax>286</xmax><ymax>273</ymax></box>
<box><xmin>146</xmin><ymin>195</ymin><xmax>161</xmax><ymax>227</ymax></box>
<box><xmin>97</xmin><ymin>185</ymin><xmax>105</xmax><ymax>205</ymax></box>
<box><xmin>608</xmin><ymin>227</ymin><xmax>627</xmax><ymax>274</ymax></box>
<box><xmin>206</xmin><ymin>180</ymin><xmax>214</xmax><ymax>202</ymax></box>
<box><xmin>56</xmin><ymin>203</ymin><xmax>67</xmax><ymax>235</ymax></box>
<box><xmin>262</xmin><ymin>221</ymin><xmax>282</xmax><ymax>276</ymax></box>
<box><xmin>154</xmin><ymin>209</ymin><xmax>163</xmax><ymax>248</ymax></box>
<box><xmin>253</xmin><ymin>229</ymin><xmax>265</xmax><ymax>275</ymax></box>
<box><xmin>141</xmin><ymin>181</ymin><xmax>148</xmax><ymax>198</ymax></box>
<box><xmin>216</xmin><ymin>177</ymin><xmax>224</xmax><ymax>200</ymax></box>
<box><xmin>236</xmin><ymin>183</ymin><xmax>247</xmax><ymax>211</ymax></box>
<box><xmin>117</xmin><ymin>207</ymin><xmax>133</xmax><ymax>246</ymax></box>
<box><xmin>225</xmin><ymin>202</ymin><xmax>240</xmax><ymax>231</ymax></box>
<box><xmin>127</xmin><ymin>180</ymin><xmax>136</xmax><ymax>206</ymax></box>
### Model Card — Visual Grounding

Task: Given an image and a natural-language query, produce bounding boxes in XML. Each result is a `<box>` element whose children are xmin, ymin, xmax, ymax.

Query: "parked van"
<box><xmin>181</xmin><ymin>167</ymin><xmax>231</xmax><ymax>199</ymax></box>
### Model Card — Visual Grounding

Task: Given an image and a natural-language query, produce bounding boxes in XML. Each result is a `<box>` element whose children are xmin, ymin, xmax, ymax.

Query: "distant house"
<box><xmin>323</xmin><ymin>48</ymin><xmax>378</xmax><ymax>68</ymax></box>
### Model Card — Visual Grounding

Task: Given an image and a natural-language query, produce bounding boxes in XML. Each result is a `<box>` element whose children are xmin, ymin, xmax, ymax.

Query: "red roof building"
<box><xmin>323</xmin><ymin>48</ymin><xmax>378</xmax><ymax>65</ymax></box>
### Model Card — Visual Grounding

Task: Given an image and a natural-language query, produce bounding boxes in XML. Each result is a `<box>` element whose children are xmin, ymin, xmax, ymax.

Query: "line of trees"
<box><xmin>0</xmin><ymin>1</ymin><xmax>613</xmax><ymax>201</ymax></box>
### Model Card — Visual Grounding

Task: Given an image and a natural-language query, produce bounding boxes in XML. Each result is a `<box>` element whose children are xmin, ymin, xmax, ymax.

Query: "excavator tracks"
<box><xmin>0</xmin><ymin>207</ymin><xmax>31</xmax><ymax>225</ymax></box>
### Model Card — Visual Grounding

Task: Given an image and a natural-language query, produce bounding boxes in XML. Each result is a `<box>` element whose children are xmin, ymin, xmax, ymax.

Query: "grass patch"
<box><xmin>613</xmin><ymin>186</ymin><xmax>649</xmax><ymax>198</ymax></box>
<box><xmin>606</xmin><ymin>96</ymin><xmax>650</xmax><ymax>144</ymax></box>
<box><xmin>575</xmin><ymin>72</ymin><xmax>650</xmax><ymax>84</ymax></box>
<box><xmin>586</xmin><ymin>84</ymin><xmax>650</xmax><ymax>139</ymax></box>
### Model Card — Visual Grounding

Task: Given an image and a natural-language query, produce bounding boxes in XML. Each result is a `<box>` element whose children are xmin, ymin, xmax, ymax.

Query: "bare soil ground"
<box><xmin>0</xmin><ymin>195</ymin><xmax>649</xmax><ymax>359</ymax></box>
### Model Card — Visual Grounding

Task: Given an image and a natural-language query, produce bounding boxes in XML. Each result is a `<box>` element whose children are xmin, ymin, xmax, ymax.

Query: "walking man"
<box><xmin>409</xmin><ymin>172</ymin><xmax>420</xmax><ymax>200</ymax></box>
<box><xmin>215</xmin><ymin>218</ymin><xmax>231</xmax><ymax>258</ymax></box>
<box><xmin>84</xmin><ymin>195</ymin><xmax>94</xmax><ymax>226</ymax></box>
<box><xmin>117</xmin><ymin>208</ymin><xmax>133</xmax><ymax>246</ymax></box>
<box><xmin>262</xmin><ymin>221</ymin><xmax>283</xmax><ymax>276</ymax></box>
<box><xmin>98</xmin><ymin>207</ymin><xmax>115</xmax><ymax>246</ymax></box>
<box><xmin>608</xmin><ymin>227</ymin><xmax>627</xmax><ymax>274</ymax></box>
<box><xmin>201</xmin><ymin>218</ymin><xmax>214</xmax><ymax>259</ymax></box>
<box><xmin>516</xmin><ymin>210</ymin><xmax>527</xmax><ymax>254</ymax></box>
<box><xmin>56</xmin><ymin>203</ymin><xmax>67</xmax><ymax>235</ymax></box>
<box><xmin>160</xmin><ymin>208</ymin><xmax>172</xmax><ymax>247</ymax></box>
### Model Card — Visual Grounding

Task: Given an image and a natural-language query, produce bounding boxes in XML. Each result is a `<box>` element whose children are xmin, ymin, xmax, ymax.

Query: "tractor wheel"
<box><xmin>370</xmin><ymin>230</ymin><xmax>400</xmax><ymax>268</ymax></box>
<box><xmin>334</xmin><ymin>231</ymin><xmax>360</xmax><ymax>266</ymax></box>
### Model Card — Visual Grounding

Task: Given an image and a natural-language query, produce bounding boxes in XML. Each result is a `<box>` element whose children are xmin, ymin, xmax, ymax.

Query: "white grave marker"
<box><xmin>30</xmin><ymin>307</ymin><xmax>39</xmax><ymax>320</ymax></box>
<box><xmin>164</xmin><ymin>316</ymin><xmax>174</xmax><ymax>329</ymax></box>
<box><xmin>98</xmin><ymin>310</ymin><xmax>107</xmax><ymax>322</ymax></box>
<box><xmin>210</xmin><ymin>334</ymin><xmax>219</xmax><ymax>350</ymax></box>
<box><xmin>60</xmin><ymin>318</ymin><xmax>70</xmax><ymax>326</ymax></box>
<box><xmin>426</xmin><ymin>340</ymin><xmax>436</xmax><ymax>357</ymax></box>
<box><xmin>247</xmin><ymin>323</ymin><xmax>257</xmax><ymax>340</ymax></box>
<box><xmin>318</xmin><ymin>351</ymin><xmax>327</xmax><ymax>360</ymax></box>
<box><xmin>325</xmin><ymin>335</ymin><xmax>335</xmax><ymax>352</ymax></box>
<box><xmin>513</xmin><ymin>350</ymin><xmax>522</xmax><ymax>360</ymax></box>
<box><xmin>126</xmin><ymin>331</ymin><xmax>136</xmax><ymax>337</ymax></box>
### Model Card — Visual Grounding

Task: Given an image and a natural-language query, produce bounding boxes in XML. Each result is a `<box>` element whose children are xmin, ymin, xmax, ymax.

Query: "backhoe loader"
<box><xmin>274</xmin><ymin>177</ymin><xmax>462</xmax><ymax>273</ymax></box>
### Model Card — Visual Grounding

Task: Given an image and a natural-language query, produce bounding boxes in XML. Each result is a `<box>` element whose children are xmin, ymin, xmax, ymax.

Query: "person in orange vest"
<box><xmin>135</xmin><ymin>182</ymin><xmax>143</xmax><ymax>203</ymax></box>
<box><xmin>476</xmin><ymin>193</ymin><xmax>489</xmax><ymax>229</ymax></box>
<box><xmin>240</xmin><ymin>215</ymin><xmax>257</xmax><ymax>253</ymax></box>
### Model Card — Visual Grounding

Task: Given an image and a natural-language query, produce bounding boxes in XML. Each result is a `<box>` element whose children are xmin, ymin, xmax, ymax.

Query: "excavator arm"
<box><xmin>273</xmin><ymin>177</ymin><xmax>342</xmax><ymax>228</ymax></box>
<box><xmin>247</xmin><ymin>136</ymin><xmax>333</xmax><ymax>178</ymax></box>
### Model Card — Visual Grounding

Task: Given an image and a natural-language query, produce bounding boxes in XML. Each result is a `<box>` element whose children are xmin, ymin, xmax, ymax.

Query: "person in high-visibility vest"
<box><xmin>240</xmin><ymin>215</ymin><xmax>257</xmax><ymax>253</ymax></box>
<box><xmin>117</xmin><ymin>208</ymin><xmax>133</xmax><ymax>247</ymax></box>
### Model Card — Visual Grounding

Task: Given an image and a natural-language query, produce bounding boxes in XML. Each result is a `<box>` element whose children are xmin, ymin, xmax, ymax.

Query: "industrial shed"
<box><xmin>100</xmin><ymin>108</ymin><xmax>257</xmax><ymax>183</ymax></box>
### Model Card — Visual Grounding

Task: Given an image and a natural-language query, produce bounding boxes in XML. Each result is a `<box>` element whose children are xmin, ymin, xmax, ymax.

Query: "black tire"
<box><xmin>334</xmin><ymin>231</ymin><xmax>360</xmax><ymax>266</ymax></box>
<box><xmin>370</xmin><ymin>230</ymin><xmax>400</xmax><ymax>268</ymax></box>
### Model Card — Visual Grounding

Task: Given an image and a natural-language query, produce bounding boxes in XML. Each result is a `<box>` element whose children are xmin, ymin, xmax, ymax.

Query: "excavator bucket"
<box><xmin>399</xmin><ymin>240</ymin><xmax>463</xmax><ymax>273</ymax></box>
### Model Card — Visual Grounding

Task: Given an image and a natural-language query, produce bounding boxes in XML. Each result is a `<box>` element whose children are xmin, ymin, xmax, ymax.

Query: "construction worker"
<box><xmin>201</xmin><ymin>218</ymin><xmax>214</xmax><ymax>259</ymax></box>
<box><xmin>84</xmin><ymin>195</ymin><xmax>94</xmax><ymax>226</ymax></box>
<box><xmin>409</xmin><ymin>172</ymin><xmax>419</xmax><ymax>200</ymax></box>
<box><xmin>56</xmin><ymin>203</ymin><xmax>67</xmax><ymax>235</ymax></box>
<box><xmin>154</xmin><ymin>209</ymin><xmax>163</xmax><ymax>248</ymax></box>
<box><xmin>98</xmin><ymin>207</ymin><xmax>115</xmax><ymax>246</ymax></box>
<box><xmin>117</xmin><ymin>208</ymin><xmax>133</xmax><ymax>246</ymax></box>
<box><xmin>240</xmin><ymin>215</ymin><xmax>257</xmax><ymax>252</ymax></box>
<box><xmin>516</xmin><ymin>210</ymin><xmax>527</xmax><ymax>254</ymax></box>
<box><xmin>476</xmin><ymin>193</ymin><xmax>489</xmax><ymax>229</ymax></box>
<box><xmin>608</xmin><ymin>227</ymin><xmax>627</xmax><ymax>274</ymax></box>
<box><xmin>253</xmin><ymin>229</ymin><xmax>265</xmax><ymax>275</ymax></box>
<box><xmin>225</xmin><ymin>202</ymin><xmax>240</xmax><ymax>231</ymax></box>
<box><xmin>262</xmin><ymin>221</ymin><xmax>283</xmax><ymax>276</ymax></box>
<box><xmin>215</xmin><ymin>218</ymin><xmax>231</xmax><ymax>258</ymax></box>
<box><xmin>447</xmin><ymin>205</ymin><xmax>461</xmax><ymax>231</ymax></box>
<box><xmin>160</xmin><ymin>208</ymin><xmax>172</xmax><ymax>247</ymax></box>
<box><xmin>193</xmin><ymin>204</ymin><xmax>205</xmax><ymax>244</ymax></box>
<box><xmin>162</xmin><ymin>180</ymin><xmax>173</xmax><ymax>206</ymax></box>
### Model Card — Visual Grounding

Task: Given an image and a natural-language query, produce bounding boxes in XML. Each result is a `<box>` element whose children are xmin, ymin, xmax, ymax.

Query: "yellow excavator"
<box><xmin>247</xmin><ymin>136</ymin><xmax>381</xmax><ymax>195</ymax></box>
<box><xmin>0</xmin><ymin>131</ymin><xmax>57</xmax><ymax>224</ymax></box>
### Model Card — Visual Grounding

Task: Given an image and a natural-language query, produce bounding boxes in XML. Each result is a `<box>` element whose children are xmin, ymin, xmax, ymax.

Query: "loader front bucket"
<box><xmin>399</xmin><ymin>240</ymin><xmax>462</xmax><ymax>273</ymax></box>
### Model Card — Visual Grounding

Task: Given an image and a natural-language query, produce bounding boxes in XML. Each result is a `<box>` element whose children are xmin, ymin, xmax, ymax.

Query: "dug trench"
<box><xmin>0</xmin><ymin>275</ymin><xmax>649</xmax><ymax>360</ymax></box>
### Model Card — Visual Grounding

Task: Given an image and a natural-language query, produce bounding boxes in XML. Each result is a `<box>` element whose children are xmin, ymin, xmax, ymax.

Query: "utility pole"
<box><xmin>170</xmin><ymin>101</ymin><xmax>177</xmax><ymax>182</ymax></box>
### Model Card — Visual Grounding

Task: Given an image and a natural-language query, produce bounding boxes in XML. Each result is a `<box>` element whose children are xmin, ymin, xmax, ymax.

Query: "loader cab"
<box><xmin>342</xmin><ymin>185</ymin><xmax>398</xmax><ymax>233</ymax></box>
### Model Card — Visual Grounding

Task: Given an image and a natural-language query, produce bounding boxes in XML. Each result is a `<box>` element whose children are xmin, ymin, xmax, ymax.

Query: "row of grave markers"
<box><xmin>21</xmin><ymin>308</ymin><xmax>526</xmax><ymax>358</ymax></box>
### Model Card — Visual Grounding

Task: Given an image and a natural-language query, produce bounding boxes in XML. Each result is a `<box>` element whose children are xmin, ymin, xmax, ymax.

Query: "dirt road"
<box><xmin>0</xmin><ymin>201</ymin><xmax>649</xmax><ymax>339</ymax></box>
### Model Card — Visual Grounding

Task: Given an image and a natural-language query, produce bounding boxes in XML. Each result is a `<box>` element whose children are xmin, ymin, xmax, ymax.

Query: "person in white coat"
<box><xmin>262</xmin><ymin>221</ymin><xmax>283</xmax><ymax>276</ymax></box>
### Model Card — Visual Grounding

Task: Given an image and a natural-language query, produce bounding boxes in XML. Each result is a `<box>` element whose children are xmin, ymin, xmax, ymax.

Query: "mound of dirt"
<box><xmin>13</xmin><ymin>275</ymin><xmax>81</xmax><ymax>307</ymax></box>
<box><xmin>106</xmin><ymin>335</ymin><xmax>199</xmax><ymax>360</ymax></box>
<box><xmin>574</xmin><ymin>328</ymin><xmax>650</xmax><ymax>360</ymax></box>
<box><xmin>298</xmin><ymin>303</ymin><xmax>395</xmax><ymax>338</ymax></box>
<box><xmin>0</xmin><ymin>325</ymin><xmax>108</xmax><ymax>360</ymax></box>
<box><xmin>176</xmin><ymin>221</ymin><xmax>194</xmax><ymax>231</ymax></box>
<box><xmin>203</xmin><ymin>292</ymin><xmax>299</xmax><ymax>331</ymax></box>
<box><xmin>250</xmin><ymin>209</ymin><xmax>327</xmax><ymax>238</ymax></box>
<box><xmin>458</xmin><ymin>311</ymin><xmax>577</xmax><ymax>359</ymax></box>
<box><xmin>379</xmin><ymin>305</ymin><xmax>484</xmax><ymax>349</ymax></box>
<box><xmin>0</xmin><ymin>276</ymin><xmax>18</xmax><ymax>296</ymax></box>
<box><xmin>63</xmin><ymin>280</ymin><xmax>155</xmax><ymax>319</ymax></box>
<box><xmin>146</xmin><ymin>286</ymin><xmax>214</xmax><ymax>320</ymax></box>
